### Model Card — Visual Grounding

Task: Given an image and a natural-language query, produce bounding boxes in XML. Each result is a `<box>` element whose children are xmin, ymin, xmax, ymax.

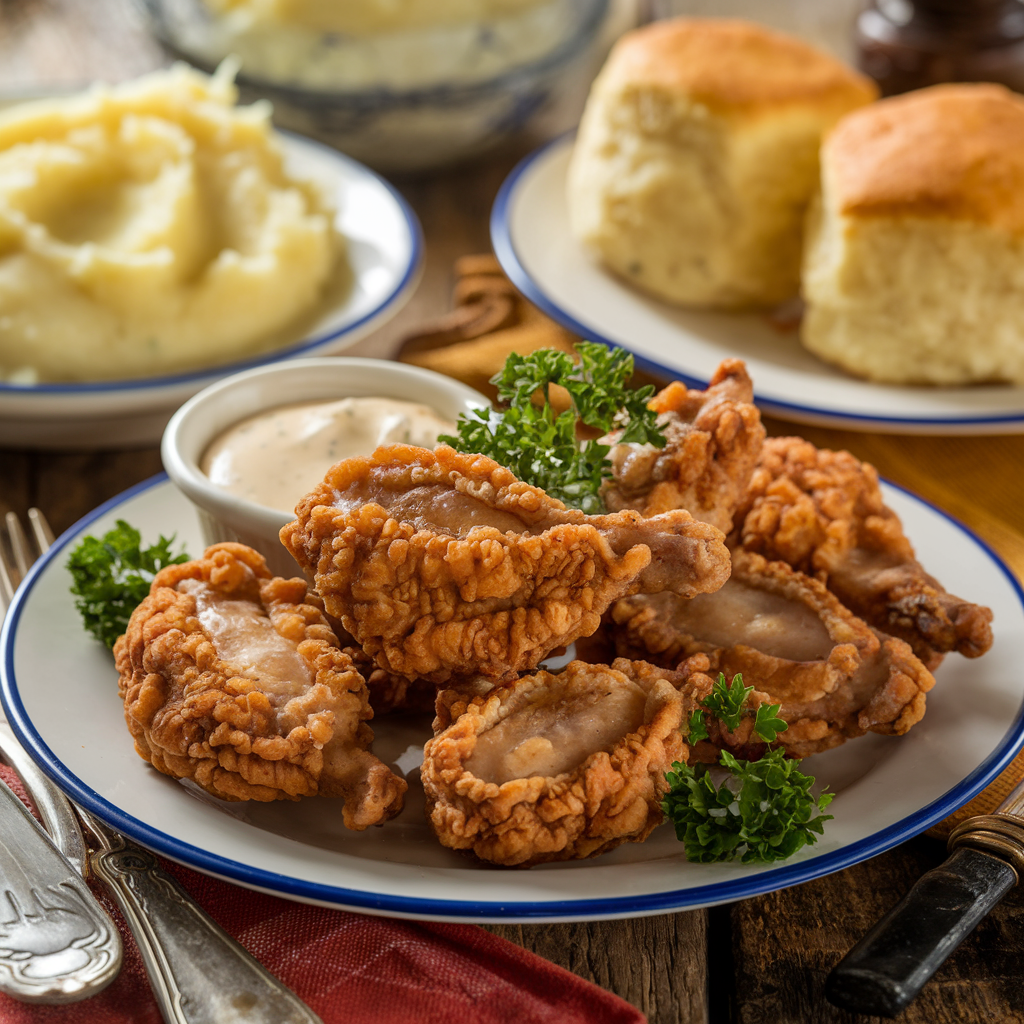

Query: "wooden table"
<box><xmin>4</xmin><ymin>4</ymin><xmax>1024</xmax><ymax>1022</ymax></box>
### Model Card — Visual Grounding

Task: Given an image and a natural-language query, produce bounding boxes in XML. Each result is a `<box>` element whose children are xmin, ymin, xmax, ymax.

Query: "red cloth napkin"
<box><xmin>0</xmin><ymin>765</ymin><xmax>646</xmax><ymax>1024</ymax></box>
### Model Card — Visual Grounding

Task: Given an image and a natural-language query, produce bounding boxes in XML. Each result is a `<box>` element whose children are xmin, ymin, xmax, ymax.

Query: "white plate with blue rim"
<box><xmin>2</xmin><ymin>474</ymin><xmax>1022</xmax><ymax>922</ymax></box>
<box><xmin>491</xmin><ymin>134</ymin><xmax>1024</xmax><ymax>436</ymax></box>
<box><xmin>0</xmin><ymin>131</ymin><xmax>422</xmax><ymax>450</ymax></box>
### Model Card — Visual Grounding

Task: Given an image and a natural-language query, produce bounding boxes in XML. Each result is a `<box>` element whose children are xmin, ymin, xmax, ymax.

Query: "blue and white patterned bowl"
<box><xmin>140</xmin><ymin>0</ymin><xmax>619</xmax><ymax>172</ymax></box>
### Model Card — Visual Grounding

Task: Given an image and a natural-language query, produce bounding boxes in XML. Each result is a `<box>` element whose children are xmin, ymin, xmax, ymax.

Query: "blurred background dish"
<box><xmin>0</xmin><ymin>130</ymin><xmax>423</xmax><ymax>450</ymax></box>
<box><xmin>652</xmin><ymin>0</ymin><xmax>861</xmax><ymax>59</ymax></box>
<box><xmin>137</xmin><ymin>0</ymin><xmax>640</xmax><ymax>172</ymax></box>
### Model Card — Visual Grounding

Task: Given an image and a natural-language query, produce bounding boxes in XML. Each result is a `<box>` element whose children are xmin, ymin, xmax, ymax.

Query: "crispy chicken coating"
<box><xmin>281</xmin><ymin>444</ymin><xmax>731</xmax><ymax>684</ymax></box>
<box><xmin>603</xmin><ymin>359</ymin><xmax>766</xmax><ymax>534</ymax></box>
<box><xmin>422</xmin><ymin>659</ymin><xmax>694</xmax><ymax>866</ymax></box>
<box><xmin>326</xmin><ymin>618</ymin><xmax>438</xmax><ymax>715</ymax></box>
<box><xmin>114</xmin><ymin>543</ymin><xmax>406</xmax><ymax>827</ymax></box>
<box><xmin>734</xmin><ymin>436</ymin><xmax>993</xmax><ymax>667</ymax></box>
<box><xmin>611</xmin><ymin>550</ymin><xmax>936</xmax><ymax>757</ymax></box>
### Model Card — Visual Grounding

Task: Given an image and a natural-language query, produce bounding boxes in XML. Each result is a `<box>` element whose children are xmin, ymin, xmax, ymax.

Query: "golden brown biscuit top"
<box><xmin>824</xmin><ymin>83</ymin><xmax>1024</xmax><ymax>233</ymax></box>
<box><xmin>600</xmin><ymin>17</ymin><xmax>876</xmax><ymax>115</ymax></box>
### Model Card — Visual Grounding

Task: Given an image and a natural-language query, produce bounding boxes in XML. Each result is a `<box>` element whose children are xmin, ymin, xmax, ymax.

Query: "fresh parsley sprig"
<box><xmin>439</xmin><ymin>343</ymin><xmax>665</xmax><ymax>513</ymax></box>
<box><xmin>663</xmin><ymin>750</ymin><xmax>833</xmax><ymax>864</ymax></box>
<box><xmin>67</xmin><ymin>519</ymin><xmax>190</xmax><ymax>648</ymax></box>
<box><xmin>687</xmin><ymin>672</ymin><xmax>788</xmax><ymax>745</ymax></box>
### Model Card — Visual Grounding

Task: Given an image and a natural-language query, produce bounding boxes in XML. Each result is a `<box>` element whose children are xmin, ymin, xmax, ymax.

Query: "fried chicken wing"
<box><xmin>281</xmin><ymin>444</ymin><xmax>731</xmax><ymax>684</ymax></box>
<box><xmin>611</xmin><ymin>550</ymin><xmax>935</xmax><ymax>757</ymax></box>
<box><xmin>114</xmin><ymin>542</ymin><xmax>406</xmax><ymax>827</ymax></box>
<box><xmin>422</xmin><ymin>659</ymin><xmax>693</xmax><ymax>866</ymax></box>
<box><xmin>603</xmin><ymin>359</ymin><xmax>766</xmax><ymax>534</ymax></box>
<box><xmin>735</xmin><ymin>436</ymin><xmax>993</xmax><ymax>666</ymax></box>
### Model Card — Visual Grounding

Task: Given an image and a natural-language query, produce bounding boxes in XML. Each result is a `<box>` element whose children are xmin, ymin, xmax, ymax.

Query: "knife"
<box><xmin>0</xmin><ymin>723</ymin><xmax>323</xmax><ymax>1024</ymax></box>
<box><xmin>826</xmin><ymin>778</ymin><xmax>1024</xmax><ymax>1017</ymax></box>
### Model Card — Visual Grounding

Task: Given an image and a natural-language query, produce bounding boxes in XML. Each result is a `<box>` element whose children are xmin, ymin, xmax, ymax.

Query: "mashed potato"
<box><xmin>204</xmin><ymin>0</ymin><xmax>549</xmax><ymax>35</ymax></box>
<box><xmin>191</xmin><ymin>0</ymin><xmax>571</xmax><ymax>92</ymax></box>
<box><xmin>0</xmin><ymin>64</ymin><xmax>342</xmax><ymax>383</ymax></box>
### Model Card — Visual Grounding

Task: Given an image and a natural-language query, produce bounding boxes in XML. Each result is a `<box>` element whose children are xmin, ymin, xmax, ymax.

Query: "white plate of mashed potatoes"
<box><xmin>0</xmin><ymin>66</ymin><xmax>422</xmax><ymax>449</ymax></box>
<box><xmin>491</xmin><ymin>135</ymin><xmax>1024</xmax><ymax>436</ymax></box>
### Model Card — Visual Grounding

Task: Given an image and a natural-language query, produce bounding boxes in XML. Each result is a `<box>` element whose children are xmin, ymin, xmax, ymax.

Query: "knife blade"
<box><xmin>826</xmin><ymin>777</ymin><xmax>1024</xmax><ymax>1017</ymax></box>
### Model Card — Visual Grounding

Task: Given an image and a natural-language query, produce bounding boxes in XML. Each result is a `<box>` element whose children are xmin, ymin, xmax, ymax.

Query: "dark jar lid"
<box><xmin>856</xmin><ymin>0</ymin><xmax>1024</xmax><ymax>95</ymax></box>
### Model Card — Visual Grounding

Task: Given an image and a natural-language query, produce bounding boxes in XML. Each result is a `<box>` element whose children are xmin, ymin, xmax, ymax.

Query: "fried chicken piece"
<box><xmin>281</xmin><ymin>444</ymin><xmax>730</xmax><ymax>684</ymax></box>
<box><xmin>602</xmin><ymin>360</ymin><xmax>766</xmax><ymax>534</ymax></box>
<box><xmin>326</xmin><ymin>618</ymin><xmax>438</xmax><ymax>714</ymax></box>
<box><xmin>422</xmin><ymin>659</ymin><xmax>694</xmax><ymax>866</ymax></box>
<box><xmin>364</xmin><ymin>667</ymin><xmax>438</xmax><ymax>715</ymax></box>
<box><xmin>114</xmin><ymin>542</ymin><xmax>406</xmax><ymax>827</ymax></box>
<box><xmin>611</xmin><ymin>550</ymin><xmax>936</xmax><ymax>757</ymax></box>
<box><xmin>735</xmin><ymin>436</ymin><xmax>993</xmax><ymax>666</ymax></box>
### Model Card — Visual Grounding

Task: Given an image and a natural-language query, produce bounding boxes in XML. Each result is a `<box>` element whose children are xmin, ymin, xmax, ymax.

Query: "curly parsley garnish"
<box><xmin>438</xmin><ymin>342</ymin><xmax>665</xmax><ymax>513</ymax></box>
<box><xmin>663</xmin><ymin>750</ymin><xmax>833</xmax><ymax>864</ymax></box>
<box><xmin>687</xmin><ymin>672</ymin><xmax>788</xmax><ymax>744</ymax></box>
<box><xmin>670</xmin><ymin>674</ymin><xmax>829</xmax><ymax>863</ymax></box>
<box><xmin>67</xmin><ymin>519</ymin><xmax>190</xmax><ymax>648</ymax></box>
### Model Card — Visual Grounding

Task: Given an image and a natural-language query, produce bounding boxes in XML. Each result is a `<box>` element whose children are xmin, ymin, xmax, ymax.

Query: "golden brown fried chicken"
<box><xmin>611</xmin><ymin>550</ymin><xmax>936</xmax><ymax>757</ymax></box>
<box><xmin>422</xmin><ymin>659</ymin><xmax>694</xmax><ymax>866</ymax></box>
<box><xmin>281</xmin><ymin>444</ymin><xmax>731</xmax><ymax>684</ymax></box>
<box><xmin>324</xmin><ymin>618</ymin><xmax>438</xmax><ymax>714</ymax></box>
<box><xmin>735</xmin><ymin>436</ymin><xmax>993</xmax><ymax>667</ymax></box>
<box><xmin>114</xmin><ymin>543</ymin><xmax>406</xmax><ymax>827</ymax></box>
<box><xmin>602</xmin><ymin>359</ymin><xmax>766</xmax><ymax>534</ymax></box>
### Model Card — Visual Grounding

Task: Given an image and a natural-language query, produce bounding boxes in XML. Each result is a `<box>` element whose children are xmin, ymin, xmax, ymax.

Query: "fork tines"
<box><xmin>0</xmin><ymin>508</ymin><xmax>54</xmax><ymax>613</ymax></box>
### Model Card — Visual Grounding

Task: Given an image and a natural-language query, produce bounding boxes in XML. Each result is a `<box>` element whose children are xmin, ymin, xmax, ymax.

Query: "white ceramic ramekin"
<box><xmin>161</xmin><ymin>357</ymin><xmax>489</xmax><ymax>577</ymax></box>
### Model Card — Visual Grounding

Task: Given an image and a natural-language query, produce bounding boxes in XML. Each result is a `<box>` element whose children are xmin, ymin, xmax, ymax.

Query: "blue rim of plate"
<box><xmin>0</xmin><ymin>132</ymin><xmax>423</xmax><ymax>396</ymax></box>
<box><xmin>2</xmin><ymin>473</ymin><xmax>1023</xmax><ymax>920</ymax></box>
<box><xmin>490</xmin><ymin>134</ymin><xmax>1024</xmax><ymax>431</ymax></box>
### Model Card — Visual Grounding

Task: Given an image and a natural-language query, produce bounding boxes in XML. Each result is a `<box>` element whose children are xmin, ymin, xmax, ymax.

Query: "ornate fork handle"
<box><xmin>87</xmin><ymin>825</ymin><xmax>321</xmax><ymax>1024</ymax></box>
<box><xmin>0</xmin><ymin>781</ymin><xmax>121</xmax><ymax>1003</ymax></box>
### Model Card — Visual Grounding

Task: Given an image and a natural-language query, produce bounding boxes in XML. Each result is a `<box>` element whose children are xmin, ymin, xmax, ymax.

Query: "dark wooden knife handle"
<box><xmin>825</xmin><ymin>847</ymin><xmax>1017</xmax><ymax>1018</ymax></box>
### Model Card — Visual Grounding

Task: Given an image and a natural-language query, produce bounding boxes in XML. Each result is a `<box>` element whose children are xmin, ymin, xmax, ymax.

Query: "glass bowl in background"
<box><xmin>138</xmin><ymin>0</ymin><xmax>635</xmax><ymax>172</ymax></box>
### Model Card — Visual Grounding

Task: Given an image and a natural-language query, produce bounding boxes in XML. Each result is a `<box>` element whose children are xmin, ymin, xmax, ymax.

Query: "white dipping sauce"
<box><xmin>201</xmin><ymin>396</ymin><xmax>456</xmax><ymax>513</ymax></box>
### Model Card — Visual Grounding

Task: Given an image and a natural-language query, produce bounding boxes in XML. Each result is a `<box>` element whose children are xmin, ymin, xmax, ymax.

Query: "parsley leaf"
<box><xmin>689</xmin><ymin>672</ymin><xmax>788</xmax><ymax>744</ymax></box>
<box><xmin>439</xmin><ymin>342</ymin><xmax>665</xmax><ymax>513</ymax></box>
<box><xmin>701</xmin><ymin>673</ymin><xmax>754</xmax><ymax>732</ymax></box>
<box><xmin>663</xmin><ymin>749</ymin><xmax>833</xmax><ymax>864</ymax></box>
<box><xmin>687</xmin><ymin>709</ymin><xmax>710</xmax><ymax>743</ymax></box>
<box><xmin>753</xmin><ymin>702</ymin><xmax>788</xmax><ymax>744</ymax></box>
<box><xmin>67</xmin><ymin>519</ymin><xmax>190</xmax><ymax>648</ymax></box>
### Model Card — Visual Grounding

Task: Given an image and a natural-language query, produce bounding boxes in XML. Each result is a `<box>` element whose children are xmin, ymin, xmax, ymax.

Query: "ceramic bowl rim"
<box><xmin>160</xmin><ymin>356</ymin><xmax>490</xmax><ymax>537</ymax></box>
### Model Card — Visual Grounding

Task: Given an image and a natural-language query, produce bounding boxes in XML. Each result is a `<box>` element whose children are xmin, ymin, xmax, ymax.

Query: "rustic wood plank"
<box><xmin>0</xmin><ymin>449</ymin><xmax>30</xmax><ymax>519</ymax></box>
<box><xmin>29</xmin><ymin>447</ymin><xmax>164</xmax><ymax>534</ymax></box>
<box><xmin>731</xmin><ymin>835</ymin><xmax>1024</xmax><ymax>1024</ymax></box>
<box><xmin>486</xmin><ymin>911</ymin><xmax>709</xmax><ymax>1024</ymax></box>
<box><xmin>348</xmin><ymin>145</ymin><xmax>535</xmax><ymax>361</ymax></box>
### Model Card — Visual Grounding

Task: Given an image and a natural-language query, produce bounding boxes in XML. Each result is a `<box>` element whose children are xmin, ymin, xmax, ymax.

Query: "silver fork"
<box><xmin>0</xmin><ymin>509</ymin><xmax>323</xmax><ymax>1024</ymax></box>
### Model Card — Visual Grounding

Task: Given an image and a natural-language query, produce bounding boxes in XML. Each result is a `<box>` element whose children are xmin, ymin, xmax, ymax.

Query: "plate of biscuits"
<box><xmin>492</xmin><ymin>18</ymin><xmax>1024</xmax><ymax>435</ymax></box>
